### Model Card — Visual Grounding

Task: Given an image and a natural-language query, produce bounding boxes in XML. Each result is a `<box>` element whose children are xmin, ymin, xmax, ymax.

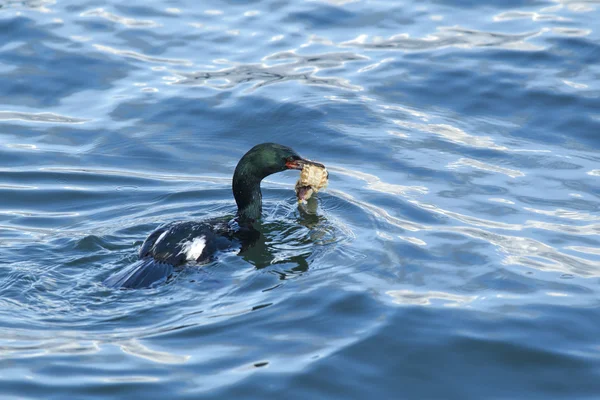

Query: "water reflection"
<box><xmin>240</xmin><ymin>198</ymin><xmax>343</xmax><ymax>277</ymax></box>
<box><xmin>119</xmin><ymin>339</ymin><xmax>190</xmax><ymax>364</ymax></box>
<box><xmin>326</xmin><ymin>176</ymin><xmax>600</xmax><ymax>278</ymax></box>
<box><xmin>524</xmin><ymin>207</ymin><xmax>600</xmax><ymax>221</ymax></box>
<box><xmin>341</xmin><ymin>27</ymin><xmax>542</xmax><ymax>51</ymax></box>
<box><xmin>494</xmin><ymin>10</ymin><xmax>569</xmax><ymax>22</ymax></box>
<box><xmin>551</xmin><ymin>27</ymin><xmax>592</xmax><ymax>36</ymax></box>
<box><xmin>567</xmin><ymin>246</ymin><xmax>600</xmax><ymax>256</ymax></box>
<box><xmin>308</xmin><ymin>0</ymin><xmax>360</xmax><ymax>5</ymax></box>
<box><xmin>386</xmin><ymin>289</ymin><xmax>477</xmax><ymax>307</ymax></box>
<box><xmin>81</xmin><ymin>8</ymin><xmax>159</xmax><ymax>28</ymax></box>
<box><xmin>392</xmin><ymin>119</ymin><xmax>506</xmax><ymax>150</ymax></box>
<box><xmin>0</xmin><ymin>0</ymin><xmax>54</xmax><ymax>12</ymax></box>
<box><xmin>173</xmin><ymin>51</ymin><xmax>366</xmax><ymax>92</ymax></box>
<box><xmin>553</xmin><ymin>0</ymin><xmax>600</xmax><ymax>12</ymax></box>
<box><xmin>0</xmin><ymin>111</ymin><xmax>88</xmax><ymax>124</ymax></box>
<box><xmin>330</xmin><ymin>165</ymin><xmax>428</xmax><ymax>196</ymax></box>
<box><xmin>448</xmin><ymin>158</ymin><xmax>525</xmax><ymax>178</ymax></box>
<box><xmin>450</xmin><ymin>226</ymin><xmax>600</xmax><ymax>277</ymax></box>
<box><xmin>93</xmin><ymin>44</ymin><xmax>193</xmax><ymax>66</ymax></box>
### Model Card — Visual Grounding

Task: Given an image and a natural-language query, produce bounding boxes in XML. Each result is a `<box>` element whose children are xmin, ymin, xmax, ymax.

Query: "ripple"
<box><xmin>0</xmin><ymin>0</ymin><xmax>54</xmax><ymax>12</ymax></box>
<box><xmin>359</xmin><ymin>57</ymin><xmax>396</xmax><ymax>74</ymax></box>
<box><xmin>386</xmin><ymin>289</ymin><xmax>477</xmax><ymax>307</ymax></box>
<box><xmin>524</xmin><ymin>207</ymin><xmax>600</xmax><ymax>221</ymax></box>
<box><xmin>551</xmin><ymin>27</ymin><xmax>592</xmax><ymax>36</ymax></box>
<box><xmin>489</xmin><ymin>198</ymin><xmax>515</xmax><ymax>205</ymax></box>
<box><xmin>81</xmin><ymin>8</ymin><xmax>160</xmax><ymax>28</ymax></box>
<box><xmin>93</xmin><ymin>44</ymin><xmax>193</xmax><ymax>66</ymax></box>
<box><xmin>397</xmin><ymin>235</ymin><xmax>427</xmax><ymax>246</ymax></box>
<box><xmin>392</xmin><ymin>120</ymin><xmax>507</xmax><ymax>150</ymax></box>
<box><xmin>449</xmin><ymin>226</ymin><xmax>600</xmax><ymax>277</ymax></box>
<box><xmin>566</xmin><ymin>246</ymin><xmax>600</xmax><ymax>256</ymax></box>
<box><xmin>119</xmin><ymin>340</ymin><xmax>190</xmax><ymax>364</ymax></box>
<box><xmin>328</xmin><ymin>189</ymin><xmax>425</xmax><ymax>232</ymax></box>
<box><xmin>38</xmin><ymin>167</ymin><xmax>229</xmax><ymax>184</ymax></box>
<box><xmin>448</xmin><ymin>158</ymin><xmax>525</xmax><ymax>178</ymax></box>
<box><xmin>4</xmin><ymin>143</ymin><xmax>38</xmax><ymax>150</ymax></box>
<box><xmin>0</xmin><ymin>184</ymin><xmax>37</xmax><ymax>190</ymax></box>
<box><xmin>333</xmin><ymin>187</ymin><xmax>600</xmax><ymax>277</ymax></box>
<box><xmin>412</xmin><ymin>198</ymin><xmax>600</xmax><ymax>237</ymax></box>
<box><xmin>525</xmin><ymin>220</ymin><xmax>600</xmax><ymax>236</ymax></box>
<box><xmin>555</xmin><ymin>0</ymin><xmax>600</xmax><ymax>12</ymax></box>
<box><xmin>0</xmin><ymin>334</ymin><xmax>101</xmax><ymax>359</ymax></box>
<box><xmin>563</xmin><ymin>80</ymin><xmax>588</xmax><ymax>89</ymax></box>
<box><xmin>104</xmin><ymin>376</ymin><xmax>159</xmax><ymax>383</ymax></box>
<box><xmin>0</xmin><ymin>210</ymin><xmax>80</xmax><ymax>217</ymax></box>
<box><xmin>173</xmin><ymin>51</ymin><xmax>367</xmax><ymax>92</ymax></box>
<box><xmin>309</xmin><ymin>0</ymin><xmax>360</xmax><ymax>5</ymax></box>
<box><xmin>0</xmin><ymin>111</ymin><xmax>88</xmax><ymax>124</ymax></box>
<box><xmin>494</xmin><ymin>11</ymin><xmax>569</xmax><ymax>22</ymax></box>
<box><xmin>203</xmin><ymin>9</ymin><xmax>223</xmax><ymax>16</ymax></box>
<box><xmin>340</xmin><ymin>26</ymin><xmax>543</xmax><ymax>52</ymax></box>
<box><xmin>329</xmin><ymin>165</ymin><xmax>428</xmax><ymax>196</ymax></box>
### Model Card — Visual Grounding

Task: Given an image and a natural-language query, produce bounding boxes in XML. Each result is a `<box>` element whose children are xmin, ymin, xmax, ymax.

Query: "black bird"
<box><xmin>103</xmin><ymin>143</ymin><xmax>323</xmax><ymax>289</ymax></box>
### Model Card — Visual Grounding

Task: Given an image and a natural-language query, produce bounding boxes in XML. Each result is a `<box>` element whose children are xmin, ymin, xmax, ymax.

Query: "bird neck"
<box><xmin>232</xmin><ymin>160</ymin><xmax>263</xmax><ymax>223</ymax></box>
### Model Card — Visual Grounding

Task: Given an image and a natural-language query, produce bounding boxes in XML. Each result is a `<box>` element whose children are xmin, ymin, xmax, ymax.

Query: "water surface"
<box><xmin>1</xmin><ymin>0</ymin><xmax>600</xmax><ymax>398</ymax></box>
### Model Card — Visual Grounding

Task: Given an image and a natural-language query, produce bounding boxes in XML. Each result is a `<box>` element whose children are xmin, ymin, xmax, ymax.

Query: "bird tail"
<box><xmin>103</xmin><ymin>258</ymin><xmax>174</xmax><ymax>289</ymax></box>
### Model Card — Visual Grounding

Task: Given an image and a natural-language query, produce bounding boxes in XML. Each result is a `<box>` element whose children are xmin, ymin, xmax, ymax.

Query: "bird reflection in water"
<box><xmin>237</xmin><ymin>196</ymin><xmax>326</xmax><ymax>279</ymax></box>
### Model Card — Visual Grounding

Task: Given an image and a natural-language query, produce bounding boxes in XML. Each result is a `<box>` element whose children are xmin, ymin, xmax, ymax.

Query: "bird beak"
<box><xmin>286</xmin><ymin>158</ymin><xmax>325</xmax><ymax>171</ymax></box>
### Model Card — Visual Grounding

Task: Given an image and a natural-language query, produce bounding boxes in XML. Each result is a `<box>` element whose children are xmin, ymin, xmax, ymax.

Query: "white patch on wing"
<box><xmin>179</xmin><ymin>236</ymin><xmax>206</xmax><ymax>261</ymax></box>
<box><xmin>155</xmin><ymin>230</ymin><xmax>168</xmax><ymax>244</ymax></box>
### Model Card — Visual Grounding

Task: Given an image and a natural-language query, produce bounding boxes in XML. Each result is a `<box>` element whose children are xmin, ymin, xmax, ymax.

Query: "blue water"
<box><xmin>1</xmin><ymin>0</ymin><xmax>600</xmax><ymax>398</ymax></box>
